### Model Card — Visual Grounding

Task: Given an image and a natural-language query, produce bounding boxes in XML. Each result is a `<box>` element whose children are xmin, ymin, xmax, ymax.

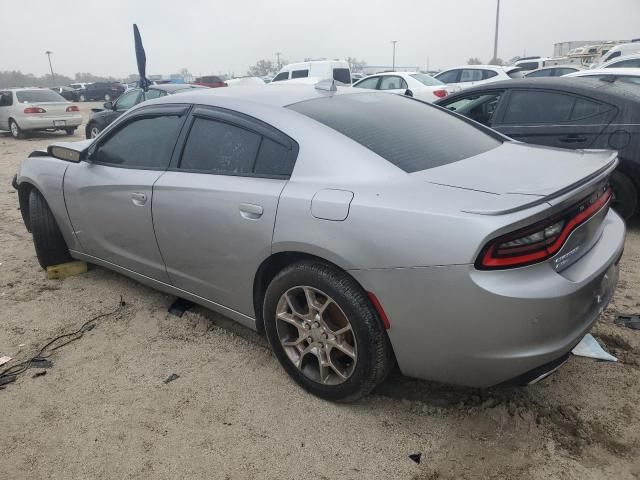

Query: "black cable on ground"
<box><xmin>0</xmin><ymin>296</ymin><xmax>126</xmax><ymax>388</ymax></box>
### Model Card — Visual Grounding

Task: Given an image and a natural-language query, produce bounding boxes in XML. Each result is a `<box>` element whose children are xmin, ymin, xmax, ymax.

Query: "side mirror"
<box><xmin>48</xmin><ymin>145</ymin><xmax>82</xmax><ymax>163</ymax></box>
<box><xmin>103</xmin><ymin>101</ymin><xmax>113</xmax><ymax>110</ymax></box>
<box><xmin>404</xmin><ymin>89</ymin><xmax>414</xmax><ymax>97</ymax></box>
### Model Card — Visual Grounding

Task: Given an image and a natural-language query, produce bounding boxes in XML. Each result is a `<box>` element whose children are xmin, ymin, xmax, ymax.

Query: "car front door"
<box><xmin>492</xmin><ymin>89</ymin><xmax>617</xmax><ymax>149</ymax></box>
<box><xmin>64</xmin><ymin>105</ymin><xmax>189</xmax><ymax>281</ymax></box>
<box><xmin>0</xmin><ymin>91</ymin><xmax>12</xmax><ymax>130</ymax></box>
<box><xmin>152</xmin><ymin>107</ymin><xmax>297</xmax><ymax>317</ymax></box>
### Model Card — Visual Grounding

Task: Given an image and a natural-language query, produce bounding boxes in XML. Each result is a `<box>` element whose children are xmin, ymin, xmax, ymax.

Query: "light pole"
<box><xmin>492</xmin><ymin>0</ymin><xmax>500</xmax><ymax>63</ymax></box>
<box><xmin>391</xmin><ymin>40</ymin><xmax>397</xmax><ymax>71</ymax></box>
<box><xmin>45</xmin><ymin>51</ymin><xmax>56</xmax><ymax>85</ymax></box>
<box><xmin>275</xmin><ymin>52</ymin><xmax>282</xmax><ymax>70</ymax></box>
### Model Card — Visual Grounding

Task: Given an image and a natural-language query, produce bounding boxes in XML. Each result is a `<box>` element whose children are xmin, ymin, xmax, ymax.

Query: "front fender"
<box><xmin>17</xmin><ymin>156</ymin><xmax>82</xmax><ymax>252</ymax></box>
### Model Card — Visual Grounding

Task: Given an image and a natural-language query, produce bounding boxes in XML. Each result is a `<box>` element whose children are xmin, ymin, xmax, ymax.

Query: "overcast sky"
<box><xmin>1</xmin><ymin>0</ymin><xmax>638</xmax><ymax>78</ymax></box>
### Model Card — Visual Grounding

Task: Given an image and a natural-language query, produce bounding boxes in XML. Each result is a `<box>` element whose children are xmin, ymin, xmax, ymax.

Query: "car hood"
<box><xmin>414</xmin><ymin>142</ymin><xmax>617</xmax><ymax>214</ymax></box>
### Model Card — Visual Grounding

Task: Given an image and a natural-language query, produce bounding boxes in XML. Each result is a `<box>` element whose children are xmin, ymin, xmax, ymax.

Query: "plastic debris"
<box><xmin>0</xmin><ymin>356</ymin><xmax>11</xmax><ymax>366</ymax></box>
<box><xmin>615</xmin><ymin>314</ymin><xmax>640</xmax><ymax>330</ymax></box>
<box><xmin>408</xmin><ymin>453</ymin><xmax>422</xmax><ymax>464</ymax></box>
<box><xmin>163</xmin><ymin>373</ymin><xmax>180</xmax><ymax>384</ymax></box>
<box><xmin>32</xmin><ymin>371</ymin><xmax>47</xmax><ymax>379</ymax></box>
<box><xmin>571</xmin><ymin>334</ymin><xmax>617</xmax><ymax>362</ymax></box>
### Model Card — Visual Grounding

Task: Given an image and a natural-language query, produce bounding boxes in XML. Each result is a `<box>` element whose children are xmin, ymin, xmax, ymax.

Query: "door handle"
<box><xmin>239</xmin><ymin>203</ymin><xmax>264</xmax><ymax>219</ymax></box>
<box><xmin>131</xmin><ymin>192</ymin><xmax>147</xmax><ymax>206</ymax></box>
<box><xmin>559</xmin><ymin>135</ymin><xmax>588</xmax><ymax>143</ymax></box>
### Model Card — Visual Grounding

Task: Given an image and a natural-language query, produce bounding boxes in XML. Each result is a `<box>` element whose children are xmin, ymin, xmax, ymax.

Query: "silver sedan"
<box><xmin>14</xmin><ymin>85</ymin><xmax>625</xmax><ymax>401</ymax></box>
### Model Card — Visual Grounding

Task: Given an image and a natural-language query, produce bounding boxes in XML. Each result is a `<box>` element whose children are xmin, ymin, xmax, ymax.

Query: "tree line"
<box><xmin>0</xmin><ymin>71</ymin><xmax>140</xmax><ymax>89</ymax></box>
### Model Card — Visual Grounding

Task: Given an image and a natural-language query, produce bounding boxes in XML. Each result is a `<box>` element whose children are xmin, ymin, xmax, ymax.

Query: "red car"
<box><xmin>193</xmin><ymin>75</ymin><xmax>227</xmax><ymax>88</ymax></box>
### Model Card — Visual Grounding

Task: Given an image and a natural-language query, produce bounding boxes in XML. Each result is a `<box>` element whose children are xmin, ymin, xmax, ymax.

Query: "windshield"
<box><xmin>288</xmin><ymin>92</ymin><xmax>501</xmax><ymax>173</ymax></box>
<box><xmin>16</xmin><ymin>90</ymin><xmax>66</xmax><ymax>103</ymax></box>
<box><xmin>410</xmin><ymin>73</ymin><xmax>443</xmax><ymax>86</ymax></box>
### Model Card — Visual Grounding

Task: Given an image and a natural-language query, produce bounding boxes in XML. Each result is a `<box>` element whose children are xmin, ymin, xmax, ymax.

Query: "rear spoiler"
<box><xmin>462</xmin><ymin>151</ymin><xmax>618</xmax><ymax>215</ymax></box>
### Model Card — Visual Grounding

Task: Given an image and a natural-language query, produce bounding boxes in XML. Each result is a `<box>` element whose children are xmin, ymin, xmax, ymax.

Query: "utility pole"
<box><xmin>391</xmin><ymin>40</ymin><xmax>397</xmax><ymax>71</ymax></box>
<box><xmin>275</xmin><ymin>52</ymin><xmax>282</xmax><ymax>70</ymax></box>
<box><xmin>45</xmin><ymin>50</ymin><xmax>56</xmax><ymax>85</ymax></box>
<box><xmin>426</xmin><ymin>56</ymin><xmax>430</xmax><ymax>72</ymax></box>
<box><xmin>492</xmin><ymin>0</ymin><xmax>500</xmax><ymax>63</ymax></box>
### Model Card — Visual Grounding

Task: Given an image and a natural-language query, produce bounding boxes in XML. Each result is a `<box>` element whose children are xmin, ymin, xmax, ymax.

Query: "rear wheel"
<box><xmin>610</xmin><ymin>170</ymin><xmax>638</xmax><ymax>220</ymax></box>
<box><xmin>87</xmin><ymin>123</ymin><xmax>101</xmax><ymax>139</ymax></box>
<box><xmin>29</xmin><ymin>190</ymin><xmax>72</xmax><ymax>269</ymax></box>
<box><xmin>79</xmin><ymin>94</ymin><xmax>86</xmax><ymax>102</ymax></box>
<box><xmin>104</xmin><ymin>93</ymin><xmax>111</xmax><ymax>101</ymax></box>
<box><xmin>263</xmin><ymin>260</ymin><xmax>394</xmax><ymax>402</ymax></box>
<box><xmin>9</xmin><ymin>119</ymin><xmax>24</xmax><ymax>139</ymax></box>
<box><xmin>65</xmin><ymin>128</ymin><xmax>76</xmax><ymax>136</ymax></box>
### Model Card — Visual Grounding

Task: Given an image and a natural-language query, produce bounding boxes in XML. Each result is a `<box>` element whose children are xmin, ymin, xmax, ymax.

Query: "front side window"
<box><xmin>442</xmin><ymin>92</ymin><xmax>504</xmax><ymax>126</ymax></box>
<box><xmin>526</xmin><ymin>69</ymin><xmax>553</xmax><ymax>78</ymax></box>
<box><xmin>333</xmin><ymin>68</ymin><xmax>351</xmax><ymax>84</ymax></box>
<box><xmin>379</xmin><ymin>76</ymin><xmax>407</xmax><ymax>90</ymax></box>
<box><xmin>353</xmin><ymin>77</ymin><xmax>380</xmax><ymax>89</ymax></box>
<box><xmin>272</xmin><ymin>72</ymin><xmax>289</xmax><ymax>82</ymax></box>
<box><xmin>291</xmin><ymin>70</ymin><xmax>309</xmax><ymax>79</ymax></box>
<box><xmin>502</xmin><ymin>91</ymin><xmax>576</xmax><ymax>124</ymax></box>
<box><xmin>435</xmin><ymin>70</ymin><xmax>460</xmax><ymax>83</ymax></box>
<box><xmin>288</xmin><ymin>93</ymin><xmax>501</xmax><ymax>173</ymax></box>
<box><xmin>609</xmin><ymin>58</ymin><xmax>640</xmax><ymax>68</ymax></box>
<box><xmin>180</xmin><ymin>118</ymin><xmax>261</xmax><ymax>174</ymax></box>
<box><xmin>115</xmin><ymin>90</ymin><xmax>141</xmax><ymax>111</ymax></box>
<box><xmin>0</xmin><ymin>92</ymin><xmax>12</xmax><ymax>107</ymax></box>
<box><xmin>92</xmin><ymin>115</ymin><xmax>183</xmax><ymax>169</ymax></box>
<box><xmin>460</xmin><ymin>69</ymin><xmax>483</xmax><ymax>82</ymax></box>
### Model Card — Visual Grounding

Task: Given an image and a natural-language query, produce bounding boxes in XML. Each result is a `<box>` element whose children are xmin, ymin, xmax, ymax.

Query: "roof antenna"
<box><xmin>315</xmin><ymin>78</ymin><xmax>338</xmax><ymax>92</ymax></box>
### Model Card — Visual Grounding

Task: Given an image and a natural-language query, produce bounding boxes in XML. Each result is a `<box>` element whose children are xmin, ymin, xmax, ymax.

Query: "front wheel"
<box><xmin>79</xmin><ymin>94</ymin><xmax>86</xmax><ymax>102</ymax></box>
<box><xmin>29</xmin><ymin>190</ymin><xmax>72</xmax><ymax>269</ymax></box>
<box><xmin>263</xmin><ymin>260</ymin><xmax>394</xmax><ymax>402</ymax></box>
<box><xmin>104</xmin><ymin>93</ymin><xmax>111</xmax><ymax>101</ymax></box>
<box><xmin>610</xmin><ymin>170</ymin><xmax>638</xmax><ymax>220</ymax></box>
<box><xmin>9</xmin><ymin>119</ymin><xmax>24</xmax><ymax>139</ymax></box>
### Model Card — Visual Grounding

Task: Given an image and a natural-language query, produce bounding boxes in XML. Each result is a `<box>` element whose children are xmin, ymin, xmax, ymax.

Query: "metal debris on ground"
<box><xmin>408</xmin><ymin>452</ymin><xmax>422</xmax><ymax>464</ymax></box>
<box><xmin>163</xmin><ymin>373</ymin><xmax>180</xmax><ymax>384</ymax></box>
<box><xmin>571</xmin><ymin>333</ymin><xmax>618</xmax><ymax>362</ymax></box>
<box><xmin>615</xmin><ymin>314</ymin><xmax>640</xmax><ymax>330</ymax></box>
<box><xmin>32</xmin><ymin>371</ymin><xmax>47</xmax><ymax>379</ymax></box>
<box><xmin>0</xmin><ymin>356</ymin><xmax>11</xmax><ymax>366</ymax></box>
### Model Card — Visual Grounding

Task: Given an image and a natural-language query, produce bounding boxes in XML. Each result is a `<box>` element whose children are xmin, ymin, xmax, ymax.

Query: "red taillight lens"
<box><xmin>477</xmin><ymin>186</ymin><xmax>612</xmax><ymax>270</ymax></box>
<box><xmin>23</xmin><ymin>107</ymin><xmax>46</xmax><ymax>114</ymax></box>
<box><xmin>433</xmin><ymin>89</ymin><xmax>448</xmax><ymax>98</ymax></box>
<box><xmin>66</xmin><ymin>105</ymin><xmax>79</xmax><ymax>112</ymax></box>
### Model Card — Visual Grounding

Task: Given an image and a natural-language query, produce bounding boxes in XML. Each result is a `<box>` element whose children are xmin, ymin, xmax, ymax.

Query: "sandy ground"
<box><xmin>0</xmin><ymin>103</ymin><xmax>639</xmax><ymax>480</ymax></box>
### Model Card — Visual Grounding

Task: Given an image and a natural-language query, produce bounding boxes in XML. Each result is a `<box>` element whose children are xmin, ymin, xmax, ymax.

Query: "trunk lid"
<box><xmin>416</xmin><ymin>142</ymin><xmax>617</xmax><ymax>214</ymax></box>
<box><xmin>36</xmin><ymin>101</ymin><xmax>74</xmax><ymax>117</ymax></box>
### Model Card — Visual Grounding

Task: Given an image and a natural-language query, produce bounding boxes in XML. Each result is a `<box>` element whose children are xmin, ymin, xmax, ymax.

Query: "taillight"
<box><xmin>477</xmin><ymin>186</ymin><xmax>612</xmax><ymax>270</ymax></box>
<box><xmin>433</xmin><ymin>89</ymin><xmax>448</xmax><ymax>98</ymax></box>
<box><xmin>24</xmin><ymin>107</ymin><xmax>46</xmax><ymax>114</ymax></box>
<box><xmin>66</xmin><ymin>105</ymin><xmax>79</xmax><ymax>112</ymax></box>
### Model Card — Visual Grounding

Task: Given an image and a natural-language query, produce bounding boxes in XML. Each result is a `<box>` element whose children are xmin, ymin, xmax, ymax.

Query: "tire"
<box><xmin>610</xmin><ymin>170</ymin><xmax>638</xmax><ymax>220</ymax></box>
<box><xmin>79</xmin><ymin>94</ymin><xmax>86</xmax><ymax>102</ymax></box>
<box><xmin>87</xmin><ymin>123</ymin><xmax>101</xmax><ymax>139</ymax></box>
<box><xmin>65</xmin><ymin>128</ymin><xmax>76</xmax><ymax>136</ymax></box>
<box><xmin>29</xmin><ymin>190</ymin><xmax>72</xmax><ymax>269</ymax></box>
<box><xmin>263</xmin><ymin>260</ymin><xmax>394</xmax><ymax>402</ymax></box>
<box><xmin>104</xmin><ymin>93</ymin><xmax>111</xmax><ymax>101</ymax></box>
<box><xmin>9</xmin><ymin>119</ymin><xmax>24</xmax><ymax>139</ymax></box>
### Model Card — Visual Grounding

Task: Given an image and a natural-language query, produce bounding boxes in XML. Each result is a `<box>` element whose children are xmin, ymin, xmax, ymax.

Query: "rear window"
<box><xmin>16</xmin><ymin>90</ymin><xmax>65</xmax><ymax>103</ymax></box>
<box><xmin>410</xmin><ymin>73</ymin><xmax>443</xmax><ymax>86</ymax></box>
<box><xmin>288</xmin><ymin>93</ymin><xmax>501</xmax><ymax>173</ymax></box>
<box><xmin>333</xmin><ymin>68</ymin><xmax>351</xmax><ymax>84</ymax></box>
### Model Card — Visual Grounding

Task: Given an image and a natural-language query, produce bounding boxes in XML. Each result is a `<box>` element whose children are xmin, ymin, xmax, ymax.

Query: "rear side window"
<box><xmin>288</xmin><ymin>93</ymin><xmax>501</xmax><ymax>173</ymax></box>
<box><xmin>291</xmin><ymin>70</ymin><xmax>309</xmax><ymax>79</ymax></box>
<box><xmin>272</xmin><ymin>72</ymin><xmax>289</xmax><ymax>82</ymax></box>
<box><xmin>517</xmin><ymin>62</ymin><xmax>540</xmax><ymax>71</ymax></box>
<box><xmin>460</xmin><ymin>69</ymin><xmax>483</xmax><ymax>82</ymax></box>
<box><xmin>180</xmin><ymin>118</ymin><xmax>261</xmax><ymax>173</ymax></box>
<box><xmin>379</xmin><ymin>76</ymin><xmax>407</xmax><ymax>90</ymax></box>
<box><xmin>0</xmin><ymin>92</ymin><xmax>12</xmax><ymax>106</ymax></box>
<box><xmin>435</xmin><ymin>70</ymin><xmax>460</xmax><ymax>83</ymax></box>
<box><xmin>333</xmin><ymin>68</ymin><xmax>351</xmax><ymax>84</ymax></box>
<box><xmin>253</xmin><ymin>138</ymin><xmax>294</xmax><ymax>176</ymax></box>
<box><xmin>16</xmin><ymin>90</ymin><xmax>65</xmax><ymax>103</ymax></box>
<box><xmin>92</xmin><ymin>115</ymin><xmax>183</xmax><ymax>169</ymax></box>
<box><xmin>502</xmin><ymin>91</ymin><xmax>575</xmax><ymax>123</ymax></box>
<box><xmin>526</xmin><ymin>69</ymin><xmax>553</xmax><ymax>78</ymax></box>
<box><xmin>571</xmin><ymin>98</ymin><xmax>609</xmax><ymax>120</ymax></box>
<box><xmin>482</xmin><ymin>70</ymin><xmax>498</xmax><ymax>80</ymax></box>
<box><xmin>609</xmin><ymin>58</ymin><xmax>640</xmax><ymax>68</ymax></box>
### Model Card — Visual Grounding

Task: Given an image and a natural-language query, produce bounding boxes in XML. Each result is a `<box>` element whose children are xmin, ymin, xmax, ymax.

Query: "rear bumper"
<box><xmin>19</xmin><ymin>114</ymin><xmax>82</xmax><ymax>130</ymax></box>
<box><xmin>350</xmin><ymin>209</ymin><xmax>625</xmax><ymax>387</ymax></box>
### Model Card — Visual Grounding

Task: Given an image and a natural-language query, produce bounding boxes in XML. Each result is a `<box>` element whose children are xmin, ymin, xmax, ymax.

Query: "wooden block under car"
<box><xmin>46</xmin><ymin>261</ymin><xmax>88</xmax><ymax>280</ymax></box>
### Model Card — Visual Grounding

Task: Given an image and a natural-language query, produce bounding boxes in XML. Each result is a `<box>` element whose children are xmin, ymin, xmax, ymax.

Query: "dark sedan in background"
<box><xmin>76</xmin><ymin>82</ymin><xmax>126</xmax><ymax>102</ymax></box>
<box><xmin>85</xmin><ymin>83</ymin><xmax>208</xmax><ymax>138</ymax></box>
<box><xmin>436</xmin><ymin>77</ymin><xmax>640</xmax><ymax>219</ymax></box>
<box><xmin>50</xmin><ymin>86</ymin><xmax>79</xmax><ymax>102</ymax></box>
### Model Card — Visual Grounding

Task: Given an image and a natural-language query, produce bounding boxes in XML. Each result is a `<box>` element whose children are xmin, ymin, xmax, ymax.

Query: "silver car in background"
<box><xmin>0</xmin><ymin>88</ymin><xmax>82</xmax><ymax>138</ymax></box>
<box><xmin>14</xmin><ymin>85</ymin><xmax>625</xmax><ymax>401</ymax></box>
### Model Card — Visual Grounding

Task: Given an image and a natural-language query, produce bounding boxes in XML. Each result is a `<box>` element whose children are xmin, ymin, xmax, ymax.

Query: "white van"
<box><xmin>598</xmin><ymin>42</ymin><xmax>640</xmax><ymax>65</ymax></box>
<box><xmin>271</xmin><ymin>60</ymin><xmax>352</xmax><ymax>84</ymax></box>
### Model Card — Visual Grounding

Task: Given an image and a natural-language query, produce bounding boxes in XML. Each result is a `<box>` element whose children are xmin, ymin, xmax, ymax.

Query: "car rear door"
<box><xmin>491</xmin><ymin>89</ymin><xmax>617</xmax><ymax>149</ymax></box>
<box><xmin>378</xmin><ymin>75</ymin><xmax>408</xmax><ymax>95</ymax></box>
<box><xmin>64</xmin><ymin>105</ymin><xmax>189</xmax><ymax>281</ymax></box>
<box><xmin>0</xmin><ymin>91</ymin><xmax>12</xmax><ymax>130</ymax></box>
<box><xmin>152</xmin><ymin>106</ymin><xmax>297</xmax><ymax>316</ymax></box>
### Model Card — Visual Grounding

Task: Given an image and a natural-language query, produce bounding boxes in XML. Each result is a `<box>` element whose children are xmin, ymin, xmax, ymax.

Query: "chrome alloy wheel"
<box><xmin>275</xmin><ymin>286</ymin><xmax>357</xmax><ymax>385</ymax></box>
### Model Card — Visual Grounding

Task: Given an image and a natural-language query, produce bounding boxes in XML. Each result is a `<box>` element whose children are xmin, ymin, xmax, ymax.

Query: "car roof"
<box><xmin>151</xmin><ymin>83</ymin><xmax>207</xmax><ymax>92</ymax></box>
<box><xmin>442</xmin><ymin>77</ymin><xmax>640</xmax><ymax>103</ymax></box>
<box><xmin>569</xmin><ymin>68</ymin><xmax>640</xmax><ymax>76</ymax></box>
<box><xmin>152</xmin><ymin>83</ymin><xmax>369</xmax><ymax>108</ymax></box>
<box><xmin>441</xmin><ymin>65</ymin><xmax>514</xmax><ymax>72</ymax></box>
